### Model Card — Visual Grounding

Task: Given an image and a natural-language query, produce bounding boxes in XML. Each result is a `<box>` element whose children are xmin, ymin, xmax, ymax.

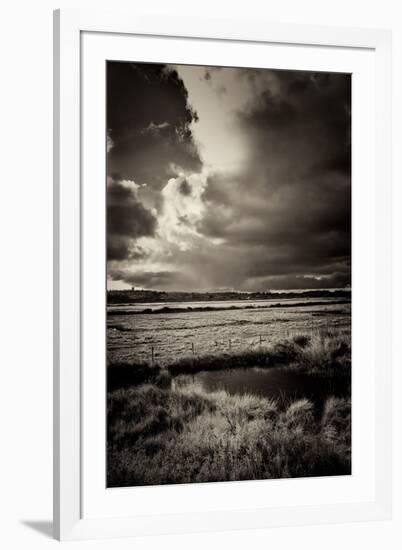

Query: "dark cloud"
<box><xmin>178</xmin><ymin>178</ymin><xmax>192</xmax><ymax>196</ymax></box>
<box><xmin>107</xmin><ymin>64</ymin><xmax>351</xmax><ymax>291</ymax></box>
<box><xmin>242</xmin><ymin>272</ymin><xmax>351</xmax><ymax>292</ymax></box>
<box><xmin>107</xmin><ymin>62</ymin><xmax>202</xmax><ymax>192</ymax></box>
<box><xmin>196</xmin><ymin>70</ymin><xmax>351</xmax><ymax>290</ymax></box>
<box><xmin>107</xmin><ymin>177</ymin><xmax>157</xmax><ymax>261</ymax></box>
<box><xmin>108</xmin><ymin>268</ymin><xmax>197</xmax><ymax>290</ymax></box>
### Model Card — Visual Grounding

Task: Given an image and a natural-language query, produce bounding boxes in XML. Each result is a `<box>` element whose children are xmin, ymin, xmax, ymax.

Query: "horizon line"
<box><xmin>107</xmin><ymin>287</ymin><xmax>351</xmax><ymax>293</ymax></box>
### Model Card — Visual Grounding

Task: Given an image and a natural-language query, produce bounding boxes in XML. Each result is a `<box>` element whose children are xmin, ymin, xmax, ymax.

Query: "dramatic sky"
<box><xmin>106</xmin><ymin>62</ymin><xmax>351</xmax><ymax>291</ymax></box>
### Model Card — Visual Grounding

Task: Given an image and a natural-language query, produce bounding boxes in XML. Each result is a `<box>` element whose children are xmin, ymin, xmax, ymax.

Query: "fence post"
<box><xmin>151</xmin><ymin>346</ymin><xmax>154</xmax><ymax>365</ymax></box>
<box><xmin>259</xmin><ymin>335</ymin><xmax>262</xmax><ymax>345</ymax></box>
<box><xmin>229</xmin><ymin>339</ymin><xmax>231</xmax><ymax>350</ymax></box>
<box><xmin>192</xmin><ymin>342</ymin><xmax>195</xmax><ymax>354</ymax></box>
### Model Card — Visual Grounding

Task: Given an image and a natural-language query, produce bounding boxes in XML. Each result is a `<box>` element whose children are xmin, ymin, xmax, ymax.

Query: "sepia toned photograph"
<box><xmin>106</xmin><ymin>61</ymin><xmax>351</xmax><ymax>488</ymax></box>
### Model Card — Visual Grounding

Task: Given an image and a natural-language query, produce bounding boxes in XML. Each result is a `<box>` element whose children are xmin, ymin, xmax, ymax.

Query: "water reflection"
<box><xmin>190</xmin><ymin>367</ymin><xmax>350</xmax><ymax>412</ymax></box>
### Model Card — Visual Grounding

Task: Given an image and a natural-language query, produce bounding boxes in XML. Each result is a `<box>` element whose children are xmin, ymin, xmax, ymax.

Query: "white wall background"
<box><xmin>0</xmin><ymin>1</ymin><xmax>400</xmax><ymax>548</ymax></box>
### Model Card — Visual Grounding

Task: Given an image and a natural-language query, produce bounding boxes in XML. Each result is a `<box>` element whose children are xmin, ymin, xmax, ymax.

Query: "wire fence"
<box><xmin>146</xmin><ymin>323</ymin><xmax>350</xmax><ymax>365</ymax></box>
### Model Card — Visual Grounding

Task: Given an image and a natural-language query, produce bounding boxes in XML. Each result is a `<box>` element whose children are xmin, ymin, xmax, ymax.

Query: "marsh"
<box><xmin>107</xmin><ymin>322</ymin><xmax>351</xmax><ymax>487</ymax></box>
<box><xmin>106</xmin><ymin>61</ymin><xmax>351</xmax><ymax>487</ymax></box>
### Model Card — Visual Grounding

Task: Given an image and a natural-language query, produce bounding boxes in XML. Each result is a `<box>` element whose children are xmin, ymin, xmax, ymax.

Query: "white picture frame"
<box><xmin>53</xmin><ymin>8</ymin><xmax>392</xmax><ymax>541</ymax></box>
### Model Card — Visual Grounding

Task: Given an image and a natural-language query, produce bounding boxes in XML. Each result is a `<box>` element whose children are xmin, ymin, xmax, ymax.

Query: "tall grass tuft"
<box><xmin>107</xmin><ymin>380</ymin><xmax>351</xmax><ymax>487</ymax></box>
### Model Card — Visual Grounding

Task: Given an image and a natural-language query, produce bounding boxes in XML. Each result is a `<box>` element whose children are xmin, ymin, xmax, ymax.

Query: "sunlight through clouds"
<box><xmin>106</xmin><ymin>62</ymin><xmax>350</xmax><ymax>291</ymax></box>
<box><xmin>158</xmin><ymin>171</ymin><xmax>208</xmax><ymax>250</ymax></box>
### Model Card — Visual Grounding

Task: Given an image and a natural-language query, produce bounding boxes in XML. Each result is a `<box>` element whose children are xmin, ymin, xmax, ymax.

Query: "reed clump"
<box><xmin>107</xmin><ymin>380</ymin><xmax>351</xmax><ymax>487</ymax></box>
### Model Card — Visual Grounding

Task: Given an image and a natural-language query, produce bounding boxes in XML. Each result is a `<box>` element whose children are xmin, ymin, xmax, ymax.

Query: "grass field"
<box><xmin>106</xmin><ymin>298</ymin><xmax>351</xmax><ymax>365</ymax></box>
<box><xmin>107</xmin><ymin>331</ymin><xmax>351</xmax><ymax>487</ymax></box>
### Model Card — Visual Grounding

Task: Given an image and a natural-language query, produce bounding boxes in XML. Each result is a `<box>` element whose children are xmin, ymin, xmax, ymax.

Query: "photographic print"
<box><xmin>106</xmin><ymin>62</ymin><xmax>351</xmax><ymax>488</ymax></box>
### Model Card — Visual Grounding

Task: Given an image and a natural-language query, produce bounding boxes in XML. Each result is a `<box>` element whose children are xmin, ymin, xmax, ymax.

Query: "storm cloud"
<box><xmin>107</xmin><ymin>177</ymin><xmax>157</xmax><ymax>261</ymax></box>
<box><xmin>107</xmin><ymin>62</ymin><xmax>202</xmax><ymax>191</ymax></box>
<box><xmin>107</xmin><ymin>63</ymin><xmax>351</xmax><ymax>291</ymax></box>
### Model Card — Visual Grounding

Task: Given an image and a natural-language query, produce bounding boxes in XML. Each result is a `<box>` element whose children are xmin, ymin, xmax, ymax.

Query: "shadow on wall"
<box><xmin>21</xmin><ymin>520</ymin><xmax>53</xmax><ymax>539</ymax></box>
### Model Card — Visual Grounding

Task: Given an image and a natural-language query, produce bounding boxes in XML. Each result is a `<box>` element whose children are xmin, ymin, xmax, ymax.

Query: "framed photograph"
<box><xmin>53</xmin><ymin>9</ymin><xmax>392</xmax><ymax>540</ymax></box>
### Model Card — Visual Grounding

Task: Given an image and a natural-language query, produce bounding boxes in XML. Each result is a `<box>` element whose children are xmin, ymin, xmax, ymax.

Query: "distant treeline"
<box><xmin>108</xmin><ymin>300</ymin><xmax>350</xmax><ymax>316</ymax></box>
<box><xmin>107</xmin><ymin>288</ymin><xmax>351</xmax><ymax>305</ymax></box>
